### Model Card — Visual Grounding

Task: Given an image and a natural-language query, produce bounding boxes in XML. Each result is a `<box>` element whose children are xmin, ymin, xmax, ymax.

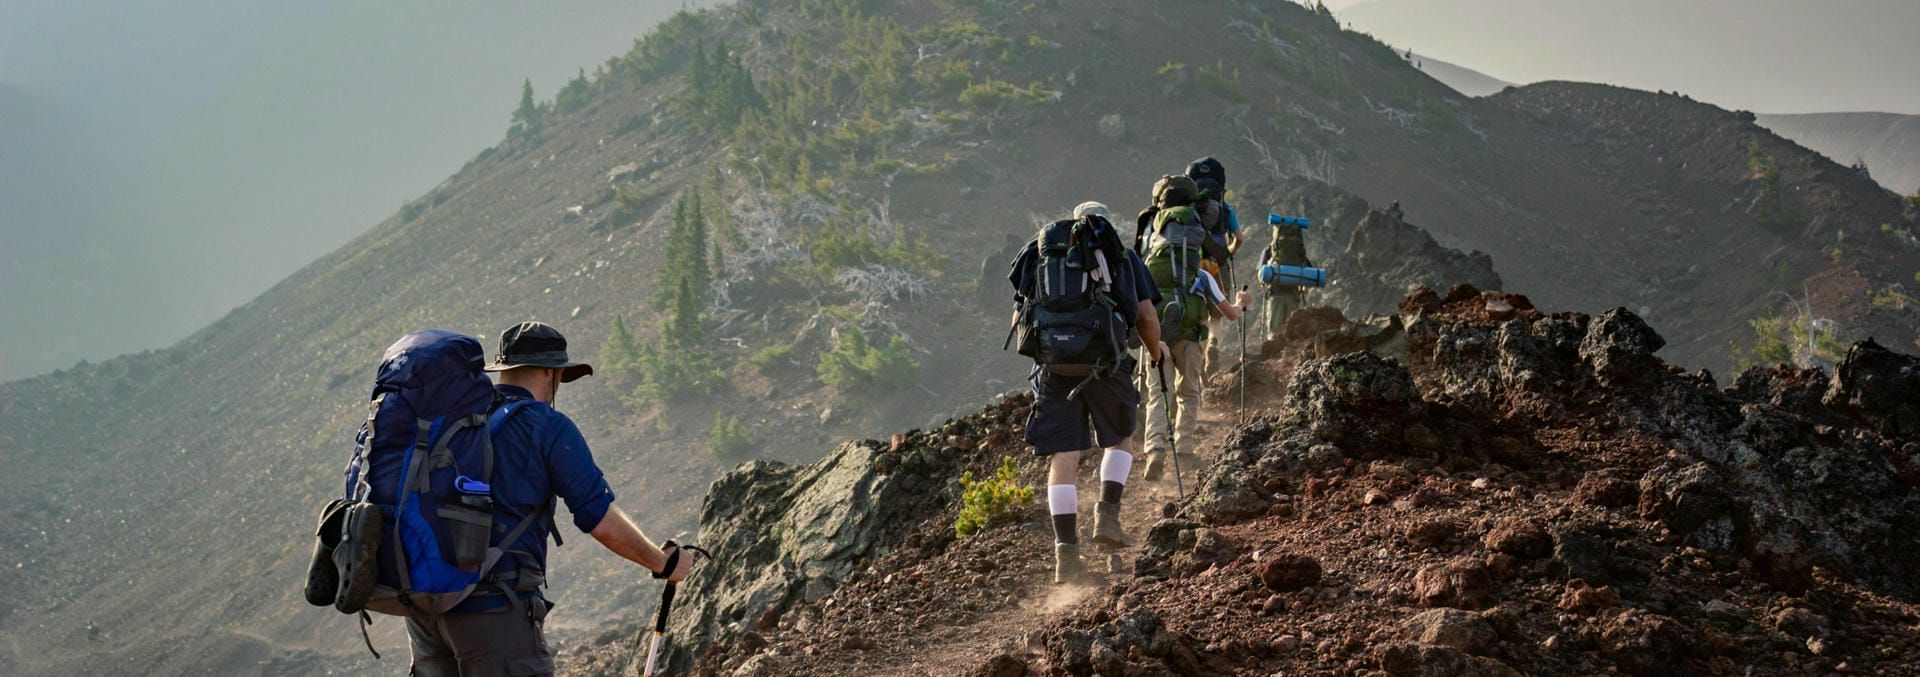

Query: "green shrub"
<box><xmin>1196</xmin><ymin>64</ymin><xmax>1248</xmax><ymax>103</ymax></box>
<box><xmin>1735</xmin><ymin>309</ymin><xmax>1844</xmax><ymax>370</ymax></box>
<box><xmin>958</xmin><ymin>79</ymin><xmax>1045</xmax><ymax>109</ymax></box>
<box><xmin>747</xmin><ymin>342</ymin><xmax>797</xmax><ymax>370</ymax></box>
<box><xmin>816</xmin><ymin>331</ymin><xmax>917</xmax><ymax>392</ymax></box>
<box><xmin>806</xmin><ymin>222</ymin><xmax>944</xmax><ymax>278</ymax></box>
<box><xmin>914</xmin><ymin>58</ymin><xmax>974</xmax><ymax>95</ymax></box>
<box><xmin>624</xmin><ymin>341</ymin><xmax>724</xmax><ymax>407</ymax></box>
<box><xmin>599</xmin><ymin>316</ymin><xmax>642</xmax><ymax>373</ymax></box>
<box><xmin>1748</xmin><ymin>139</ymin><xmax>1802</xmax><ymax>229</ymax></box>
<box><xmin>708</xmin><ymin>412</ymin><xmax>754</xmax><ymax>460</ymax></box>
<box><xmin>1872</xmin><ymin>286</ymin><xmax>1915</xmax><ymax>310</ymax></box>
<box><xmin>955</xmin><ymin>456</ymin><xmax>1035</xmax><ymax>538</ymax></box>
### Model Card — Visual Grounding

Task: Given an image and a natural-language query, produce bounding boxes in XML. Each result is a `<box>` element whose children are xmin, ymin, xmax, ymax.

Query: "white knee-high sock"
<box><xmin>1099</xmin><ymin>449</ymin><xmax>1132</xmax><ymax>504</ymax></box>
<box><xmin>1048</xmin><ymin>484</ymin><xmax>1078</xmax><ymax>544</ymax></box>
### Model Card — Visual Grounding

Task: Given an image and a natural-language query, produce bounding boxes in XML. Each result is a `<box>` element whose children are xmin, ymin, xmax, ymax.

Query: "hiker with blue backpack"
<box><xmin>1007</xmin><ymin>202</ymin><xmax>1167</xmax><ymax>584</ymax></box>
<box><xmin>305</xmin><ymin>321</ymin><xmax>690</xmax><ymax>676</ymax></box>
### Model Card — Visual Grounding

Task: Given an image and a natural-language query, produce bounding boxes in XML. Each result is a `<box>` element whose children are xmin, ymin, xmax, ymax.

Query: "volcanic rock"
<box><xmin>1483</xmin><ymin>518</ymin><xmax>1551</xmax><ymax>559</ymax></box>
<box><xmin>1399</xmin><ymin>608</ymin><xmax>1497</xmax><ymax>654</ymax></box>
<box><xmin>1258</xmin><ymin>554</ymin><xmax>1323</xmax><ymax>593</ymax></box>
<box><xmin>1822</xmin><ymin>339</ymin><xmax>1920</xmax><ymax>437</ymax></box>
<box><xmin>1556</xmin><ymin>579</ymin><xmax>1621</xmax><ymax>614</ymax></box>
<box><xmin>1413</xmin><ymin>558</ymin><xmax>1494</xmax><ymax>609</ymax></box>
<box><xmin>1637</xmin><ymin>462</ymin><xmax>1744</xmax><ymax>551</ymax></box>
<box><xmin>1405</xmin><ymin>519</ymin><xmax>1459</xmax><ymax>549</ymax></box>
<box><xmin>1580</xmin><ymin>307</ymin><xmax>1667</xmax><ymax>385</ymax></box>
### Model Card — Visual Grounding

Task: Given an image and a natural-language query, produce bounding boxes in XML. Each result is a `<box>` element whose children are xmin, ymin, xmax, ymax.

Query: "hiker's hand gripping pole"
<box><xmin>643</xmin><ymin>541</ymin><xmax>713</xmax><ymax>677</ymax></box>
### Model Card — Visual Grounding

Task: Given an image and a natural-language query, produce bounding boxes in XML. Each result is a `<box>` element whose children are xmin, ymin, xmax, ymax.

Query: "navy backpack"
<box><xmin>307</xmin><ymin>329</ymin><xmax>544</xmax><ymax>653</ymax></box>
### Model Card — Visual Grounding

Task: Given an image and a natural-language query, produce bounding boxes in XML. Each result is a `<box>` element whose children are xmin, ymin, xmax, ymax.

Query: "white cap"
<box><xmin>1072</xmin><ymin>201</ymin><xmax>1111</xmax><ymax>219</ymax></box>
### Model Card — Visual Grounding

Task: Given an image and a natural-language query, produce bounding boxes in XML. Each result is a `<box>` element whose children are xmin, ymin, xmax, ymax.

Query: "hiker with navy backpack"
<box><xmin>1007</xmin><ymin>203</ymin><xmax>1166</xmax><ymax>584</ymax></box>
<box><xmin>305</xmin><ymin>321</ymin><xmax>690</xmax><ymax>676</ymax></box>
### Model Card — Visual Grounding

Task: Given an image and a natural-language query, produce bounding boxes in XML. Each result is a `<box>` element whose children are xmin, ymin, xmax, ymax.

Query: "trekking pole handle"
<box><xmin>642</xmin><ymin>542</ymin><xmax>712</xmax><ymax>677</ymax></box>
<box><xmin>653</xmin><ymin>583</ymin><xmax>677</xmax><ymax>633</ymax></box>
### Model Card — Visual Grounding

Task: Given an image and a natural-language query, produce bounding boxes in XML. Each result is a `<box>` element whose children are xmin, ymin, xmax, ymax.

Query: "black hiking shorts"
<box><xmin>1024</xmin><ymin>364</ymin><xmax>1140</xmax><ymax>455</ymax></box>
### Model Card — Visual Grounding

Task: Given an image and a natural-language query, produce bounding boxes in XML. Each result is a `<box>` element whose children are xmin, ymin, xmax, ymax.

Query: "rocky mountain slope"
<box><xmin>651</xmin><ymin>284</ymin><xmax>1920</xmax><ymax>675</ymax></box>
<box><xmin>1395</xmin><ymin>52</ymin><xmax>1920</xmax><ymax>197</ymax></box>
<box><xmin>1335</xmin><ymin>0</ymin><xmax>1920</xmax><ymax>114</ymax></box>
<box><xmin>1</xmin><ymin>0</ymin><xmax>1915</xmax><ymax>673</ymax></box>
<box><xmin>1758</xmin><ymin>112</ymin><xmax>1920</xmax><ymax>195</ymax></box>
<box><xmin>1408</xmin><ymin>54</ymin><xmax>1514</xmax><ymax>98</ymax></box>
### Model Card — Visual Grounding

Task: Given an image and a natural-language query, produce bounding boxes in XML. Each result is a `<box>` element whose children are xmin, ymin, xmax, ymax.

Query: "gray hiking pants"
<box><xmin>406</xmin><ymin>605</ymin><xmax>553</xmax><ymax>677</ymax></box>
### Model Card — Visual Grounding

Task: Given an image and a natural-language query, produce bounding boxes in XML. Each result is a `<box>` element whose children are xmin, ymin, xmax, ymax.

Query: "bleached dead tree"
<box><xmin>1238</xmin><ymin>113</ymin><xmax>1286</xmax><ymax>182</ymax></box>
<box><xmin>1223</xmin><ymin>17</ymin><xmax>1300</xmax><ymax>58</ymax></box>
<box><xmin>1365</xmin><ymin>96</ymin><xmax>1417</xmax><ymax>129</ymax></box>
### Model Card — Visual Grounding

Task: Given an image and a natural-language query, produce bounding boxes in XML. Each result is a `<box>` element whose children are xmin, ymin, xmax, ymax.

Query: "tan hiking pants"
<box><xmin>1143</xmin><ymin>339</ymin><xmax>1205</xmax><ymax>457</ymax></box>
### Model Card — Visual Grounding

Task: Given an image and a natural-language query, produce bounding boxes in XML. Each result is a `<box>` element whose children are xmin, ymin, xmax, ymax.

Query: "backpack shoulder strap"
<box><xmin>487</xmin><ymin>399</ymin><xmax>536</xmax><ymax>434</ymax></box>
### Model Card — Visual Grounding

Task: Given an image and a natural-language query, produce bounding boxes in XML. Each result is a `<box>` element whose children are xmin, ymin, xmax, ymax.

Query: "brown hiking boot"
<box><xmin>1091</xmin><ymin>501</ymin><xmax>1132</xmax><ymax>549</ymax></box>
<box><xmin>1055</xmin><ymin>543</ymin><xmax>1089</xmax><ymax>585</ymax></box>
<box><xmin>1142</xmin><ymin>453</ymin><xmax>1166</xmax><ymax>481</ymax></box>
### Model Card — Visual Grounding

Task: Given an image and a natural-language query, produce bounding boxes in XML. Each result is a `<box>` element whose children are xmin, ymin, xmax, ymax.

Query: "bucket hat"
<box><xmin>482</xmin><ymin>321</ymin><xmax>593</xmax><ymax>382</ymax></box>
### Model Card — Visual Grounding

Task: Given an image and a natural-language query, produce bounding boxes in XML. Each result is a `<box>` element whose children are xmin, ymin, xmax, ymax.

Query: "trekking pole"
<box><xmin>1238</xmin><ymin>285</ymin><xmax>1249</xmax><ymax>423</ymax></box>
<box><xmin>1153</xmin><ymin>359</ymin><xmax>1185</xmax><ymax>500</ymax></box>
<box><xmin>642</xmin><ymin>542</ymin><xmax>713</xmax><ymax>677</ymax></box>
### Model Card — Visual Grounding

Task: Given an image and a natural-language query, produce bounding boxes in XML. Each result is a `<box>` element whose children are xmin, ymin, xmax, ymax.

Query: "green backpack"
<box><xmin>1265</xmin><ymin>223</ymin><xmax>1312</xmax><ymax>294</ymax></box>
<box><xmin>1144</xmin><ymin>206</ymin><xmax>1214</xmax><ymax>342</ymax></box>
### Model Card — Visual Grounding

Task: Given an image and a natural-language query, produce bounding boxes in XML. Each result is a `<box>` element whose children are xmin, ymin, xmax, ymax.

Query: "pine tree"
<box><xmin>687</xmin><ymin>39</ymin><xmax>711</xmax><ymax>116</ymax></box>
<box><xmin>687</xmin><ymin>190</ymin><xmax>710</xmax><ymax>296</ymax></box>
<box><xmin>511</xmin><ymin>78</ymin><xmax>542</xmax><ymax>135</ymax></box>
<box><xmin>600</xmin><ymin>316</ymin><xmax>641</xmax><ymax>373</ymax></box>
<box><xmin>655</xmin><ymin>190</ymin><xmax>714</xmax><ymax>307</ymax></box>
<box><xmin>556</xmin><ymin>68</ymin><xmax>592</xmax><ymax>114</ymax></box>
<box><xmin>656</xmin><ymin>196</ymin><xmax>691</xmax><ymax>306</ymax></box>
<box><xmin>665</xmin><ymin>277</ymin><xmax>705</xmax><ymax>352</ymax></box>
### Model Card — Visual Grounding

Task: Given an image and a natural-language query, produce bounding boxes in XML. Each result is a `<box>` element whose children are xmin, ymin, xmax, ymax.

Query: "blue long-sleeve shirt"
<box><xmin>453</xmin><ymin>384</ymin><xmax>615</xmax><ymax>612</ymax></box>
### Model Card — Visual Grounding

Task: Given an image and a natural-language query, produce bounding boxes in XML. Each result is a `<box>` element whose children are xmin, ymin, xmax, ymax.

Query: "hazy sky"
<box><xmin>0</xmin><ymin>1</ymin><xmax>682</xmax><ymax>381</ymax></box>
<box><xmin>1336</xmin><ymin>0</ymin><xmax>1920</xmax><ymax>115</ymax></box>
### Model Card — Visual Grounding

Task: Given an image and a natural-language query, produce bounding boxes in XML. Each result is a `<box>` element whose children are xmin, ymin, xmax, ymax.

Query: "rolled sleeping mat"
<box><xmin>1259</xmin><ymin>264</ymin><xmax>1327</xmax><ymax>287</ymax></box>
<box><xmin>1268</xmin><ymin>214</ymin><xmax>1311</xmax><ymax>229</ymax></box>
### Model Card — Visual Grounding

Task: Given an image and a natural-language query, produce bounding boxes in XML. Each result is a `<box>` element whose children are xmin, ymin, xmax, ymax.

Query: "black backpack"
<box><xmin>1013</xmin><ymin>215</ymin><xmax>1129</xmax><ymax>374</ymax></box>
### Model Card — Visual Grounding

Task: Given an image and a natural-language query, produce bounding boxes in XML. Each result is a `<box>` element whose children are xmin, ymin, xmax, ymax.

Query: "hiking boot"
<box><xmin>1091</xmin><ymin>501</ymin><xmax>1132</xmax><ymax>549</ymax></box>
<box><xmin>1142</xmin><ymin>453</ymin><xmax>1166</xmax><ymax>481</ymax></box>
<box><xmin>1054</xmin><ymin>543</ymin><xmax>1089</xmax><ymax>585</ymax></box>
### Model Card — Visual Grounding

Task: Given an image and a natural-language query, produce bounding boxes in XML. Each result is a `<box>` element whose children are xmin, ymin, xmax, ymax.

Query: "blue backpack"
<box><xmin>330</xmin><ymin>330</ymin><xmax>544</xmax><ymax>620</ymax></box>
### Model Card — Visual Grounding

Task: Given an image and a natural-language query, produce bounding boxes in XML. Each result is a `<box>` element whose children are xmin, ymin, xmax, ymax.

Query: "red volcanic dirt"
<box><xmin>582</xmin><ymin>287</ymin><xmax>1920</xmax><ymax>676</ymax></box>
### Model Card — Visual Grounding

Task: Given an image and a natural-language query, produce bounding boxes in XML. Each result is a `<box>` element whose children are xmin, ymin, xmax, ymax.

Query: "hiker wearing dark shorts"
<box><xmin>1009</xmin><ymin>202</ymin><xmax>1167</xmax><ymax>584</ymax></box>
<box><xmin>405</xmin><ymin>322</ymin><xmax>692</xmax><ymax>677</ymax></box>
